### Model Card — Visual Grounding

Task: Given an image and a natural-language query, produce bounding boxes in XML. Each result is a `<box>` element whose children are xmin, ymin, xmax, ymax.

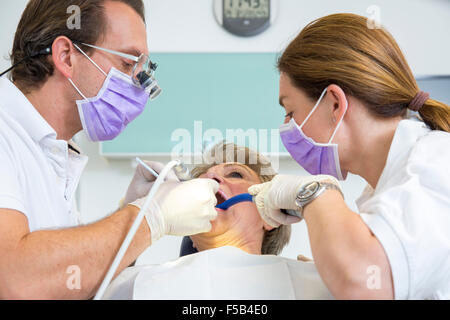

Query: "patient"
<box><xmin>187</xmin><ymin>142</ymin><xmax>290</xmax><ymax>256</ymax></box>
<box><xmin>103</xmin><ymin>143</ymin><xmax>332</xmax><ymax>300</ymax></box>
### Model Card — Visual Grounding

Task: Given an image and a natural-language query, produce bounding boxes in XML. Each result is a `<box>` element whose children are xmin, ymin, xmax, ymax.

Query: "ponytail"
<box><xmin>278</xmin><ymin>13</ymin><xmax>450</xmax><ymax>133</ymax></box>
<box><xmin>419</xmin><ymin>99</ymin><xmax>450</xmax><ymax>132</ymax></box>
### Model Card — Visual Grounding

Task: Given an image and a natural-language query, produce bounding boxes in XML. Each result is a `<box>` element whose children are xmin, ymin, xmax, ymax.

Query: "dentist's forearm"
<box><xmin>4</xmin><ymin>205</ymin><xmax>149</xmax><ymax>299</ymax></box>
<box><xmin>303</xmin><ymin>190</ymin><xmax>393</xmax><ymax>299</ymax></box>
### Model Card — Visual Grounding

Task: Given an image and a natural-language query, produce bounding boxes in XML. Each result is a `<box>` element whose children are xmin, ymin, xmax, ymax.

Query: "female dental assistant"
<box><xmin>249</xmin><ymin>13</ymin><xmax>450</xmax><ymax>300</ymax></box>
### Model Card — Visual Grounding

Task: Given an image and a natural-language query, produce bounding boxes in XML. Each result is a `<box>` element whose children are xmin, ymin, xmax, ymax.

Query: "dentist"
<box><xmin>0</xmin><ymin>0</ymin><xmax>218</xmax><ymax>299</ymax></box>
<box><xmin>249</xmin><ymin>13</ymin><xmax>450</xmax><ymax>299</ymax></box>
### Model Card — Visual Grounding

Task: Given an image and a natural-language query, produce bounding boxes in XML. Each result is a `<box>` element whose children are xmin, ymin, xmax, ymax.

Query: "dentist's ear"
<box><xmin>51</xmin><ymin>36</ymin><xmax>77</xmax><ymax>79</ymax></box>
<box><xmin>327</xmin><ymin>84</ymin><xmax>348</xmax><ymax>124</ymax></box>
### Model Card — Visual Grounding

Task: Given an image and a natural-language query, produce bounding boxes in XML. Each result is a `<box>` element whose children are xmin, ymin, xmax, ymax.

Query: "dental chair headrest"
<box><xmin>180</xmin><ymin>236</ymin><xmax>198</xmax><ymax>257</ymax></box>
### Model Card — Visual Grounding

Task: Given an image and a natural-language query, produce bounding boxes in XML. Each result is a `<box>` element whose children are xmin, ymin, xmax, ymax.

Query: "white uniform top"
<box><xmin>357</xmin><ymin>118</ymin><xmax>450</xmax><ymax>300</ymax></box>
<box><xmin>102</xmin><ymin>246</ymin><xmax>334</xmax><ymax>300</ymax></box>
<box><xmin>0</xmin><ymin>78</ymin><xmax>88</xmax><ymax>232</ymax></box>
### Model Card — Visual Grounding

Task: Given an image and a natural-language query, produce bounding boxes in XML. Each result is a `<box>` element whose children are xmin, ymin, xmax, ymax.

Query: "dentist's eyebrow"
<box><xmin>117</xmin><ymin>46</ymin><xmax>144</xmax><ymax>58</ymax></box>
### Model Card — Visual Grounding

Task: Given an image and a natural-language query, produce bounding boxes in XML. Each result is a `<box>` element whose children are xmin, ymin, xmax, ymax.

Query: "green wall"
<box><xmin>100</xmin><ymin>53</ymin><xmax>287</xmax><ymax>156</ymax></box>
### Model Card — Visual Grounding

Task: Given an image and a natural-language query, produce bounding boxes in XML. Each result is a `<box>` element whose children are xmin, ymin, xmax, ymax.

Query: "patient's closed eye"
<box><xmin>227</xmin><ymin>171</ymin><xmax>243</xmax><ymax>179</ymax></box>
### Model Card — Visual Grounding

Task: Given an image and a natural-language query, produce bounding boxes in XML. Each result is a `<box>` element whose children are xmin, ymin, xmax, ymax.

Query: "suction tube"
<box><xmin>94</xmin><ymin>160</ymin><xmax>181</xmax><ymax>300</ymax></box>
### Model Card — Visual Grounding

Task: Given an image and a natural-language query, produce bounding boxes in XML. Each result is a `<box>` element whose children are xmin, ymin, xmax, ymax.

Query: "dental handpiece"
<box><xmin>216</xmin><ymin>192</ymin><xmax>301</xmax><ymax>217</ymax></box>
<box><xmin>136</xmin><ymin>157</ymin><xmax>191</xmax><ymax>182</ymax></box>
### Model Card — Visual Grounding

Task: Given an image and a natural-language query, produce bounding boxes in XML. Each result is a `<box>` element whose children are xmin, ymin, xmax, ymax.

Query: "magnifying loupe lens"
<box><xmin>137</xmin><ymin>71</ymin><xmax>161</xmax><ymax>100</ymax></box>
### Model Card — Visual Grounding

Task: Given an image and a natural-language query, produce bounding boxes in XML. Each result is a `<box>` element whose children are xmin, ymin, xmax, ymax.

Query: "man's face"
<box><xmin>72</xmin><ymin>1</ymin><xmax>148</xmax><ymax>99</ymax></box>
<box><xmin>191</xmin><ymin>163</ymin><xmax>272</xmax><ymax>241</ymax></box>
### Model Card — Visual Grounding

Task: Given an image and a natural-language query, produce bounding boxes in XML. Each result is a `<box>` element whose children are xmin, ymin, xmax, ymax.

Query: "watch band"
<box><xmin>295</xmin><ymin>181</ymin><xmax>344</xmax><ymax>219</ymax></box>
<box><xmin>320</xmin><ymin>182</ymin><xmax>344</xmax><ymax>198</ymax></box>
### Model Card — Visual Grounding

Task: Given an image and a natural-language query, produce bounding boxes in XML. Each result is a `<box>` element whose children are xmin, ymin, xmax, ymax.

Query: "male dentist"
<box><xmin>0</xmin><ymin>0</ymin><xmax>218</xmax><ymax>299</ymax></box>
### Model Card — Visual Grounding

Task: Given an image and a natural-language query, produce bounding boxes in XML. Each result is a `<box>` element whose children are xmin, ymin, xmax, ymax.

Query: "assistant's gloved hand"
<box><xmin>248</xmin><ymin>174</ymin><xmax>341</xmax><ymax>228</ymax></box>
<box><xmin>122</xmin><ymin>161</ymin><xmax>179</xmax><ymax>208</ymax></box>
<box><xmin>129</xmin><ymin>178</ymin><xmax>219</xmax><ymax>244</ymax></box>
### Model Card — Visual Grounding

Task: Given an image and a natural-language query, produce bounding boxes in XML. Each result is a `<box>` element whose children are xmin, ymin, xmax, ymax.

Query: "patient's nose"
<box><xmin>205</xmin><ymin>171</ymin><xmax>223</xmax><ymax>184</ymax></box>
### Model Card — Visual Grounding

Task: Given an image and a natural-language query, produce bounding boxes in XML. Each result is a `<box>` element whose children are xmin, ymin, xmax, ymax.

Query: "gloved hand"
<box><xmin>122</xmin><ymin>161</ymin><xmax>179</xmax><ymax>207</ymax></box>
<box><xmin>129</xmin><ymin>178</ymin><xmax>220</xmax><ymax>244</ymax></box>
<box><xmin>248</xmin><ymin>174</ymin><xmax>341</xmax><ymax>228</ymax></box>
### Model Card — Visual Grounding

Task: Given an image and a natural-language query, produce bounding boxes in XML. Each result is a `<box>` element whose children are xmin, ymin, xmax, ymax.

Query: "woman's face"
<box><xmin>192</xmin><ymin>163</ymin><xmax>273</xmax><ymax>240</ymax></box>
<box><xmin>279</xmin><ymin>72</ymin><xmax>344</xmax><ymax>144</ymax></box>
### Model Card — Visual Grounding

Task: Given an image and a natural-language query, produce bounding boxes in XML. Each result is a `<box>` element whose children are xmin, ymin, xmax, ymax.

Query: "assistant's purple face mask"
<box><xmin>68</xmin><ymin>44</ymin><xmax>149</xmax><ymax>142</ymax></box>
<box><xmin>279</xmin><ymin>88</ymin><xmax>348</xmax><ymax>180</ymax></box>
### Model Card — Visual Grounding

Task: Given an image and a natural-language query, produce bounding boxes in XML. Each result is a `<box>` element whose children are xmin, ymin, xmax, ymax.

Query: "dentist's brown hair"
<box><xmin>278</xmin><ymin>13</ymin><xmax>450</xmax><ymax>132</ymax></box>
<box><xmin>10</xmin><ymin>0</ymin><xmax>145</xmax><ymax>94</ymax></box>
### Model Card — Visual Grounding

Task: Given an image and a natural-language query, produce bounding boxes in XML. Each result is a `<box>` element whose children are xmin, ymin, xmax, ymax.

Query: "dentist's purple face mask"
<box><xmin>279</xmin><ymin>88</ymin><xmax>348</xmax><ymax>180</ymax></box>
<box><xmin>68</xmin><ymin>44</ymin><xmax>150</xmax><ymax>142</ymax></box>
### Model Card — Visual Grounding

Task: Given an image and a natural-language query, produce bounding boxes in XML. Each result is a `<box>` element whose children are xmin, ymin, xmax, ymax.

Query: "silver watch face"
<box><xmin>298</xmin><ymin>181</ymin><xmax>320</xmax><ymax>201</ymax></box>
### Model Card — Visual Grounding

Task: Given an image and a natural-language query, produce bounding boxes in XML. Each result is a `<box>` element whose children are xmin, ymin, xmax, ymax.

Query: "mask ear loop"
<box><xmin>299</xmin><ymin>87</ymin><xmax>328</xmax><ymax>129</ymax></box>
<box><xmin>72</xmin><ymin>43</ymin><xmax>108</xmax><ymax>77</ymax></box>
<box><xmin>68</xmin><ymin>43</ymin><xmax>109</xmax><ymax>100</ymax></box>
<box><xmin>68</xmin><ymin>78</ymin><xmax>88</xmax><ymax>100</ymax></box>
<box><xmin>328</xmin><ymin>95</ymin><xmax>348</xmax><ymax>144</ymax></box>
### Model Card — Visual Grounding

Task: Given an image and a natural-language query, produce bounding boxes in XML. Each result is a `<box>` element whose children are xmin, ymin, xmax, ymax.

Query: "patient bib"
<box><xmin>104</xmin><ymin>247</ymin><xmax>333</xmax><ymax>300</ymax></box>
<box><xmin>103</xmin><ymin>246</ymin><xmax>333</xmax><ymax>299</ymax></box>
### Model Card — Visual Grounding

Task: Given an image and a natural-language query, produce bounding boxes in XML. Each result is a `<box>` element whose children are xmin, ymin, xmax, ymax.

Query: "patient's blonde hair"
<box><xmin>191</xmin><ymin>142</ymin><xmax>291</xmax><ymax>255</ymax></box>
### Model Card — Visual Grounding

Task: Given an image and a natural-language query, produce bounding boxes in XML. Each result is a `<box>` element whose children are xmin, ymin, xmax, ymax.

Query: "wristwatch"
<box><xmin>283</xmin><ymin>181</ymin><xmax>343</xmax><ymax>219</ymax></box>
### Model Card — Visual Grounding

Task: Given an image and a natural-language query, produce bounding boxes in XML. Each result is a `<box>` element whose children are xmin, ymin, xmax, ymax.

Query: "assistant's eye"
<box><xmin>227</xmin><ymin>171</ymin><xmax>243</xmax><ymax>179</ymax></box>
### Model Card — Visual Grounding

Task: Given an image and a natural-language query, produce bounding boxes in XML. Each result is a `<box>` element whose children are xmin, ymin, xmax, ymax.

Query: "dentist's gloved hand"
<box><xmin>122</xmin><ymin>161</ymin><xmax>179</xmax><ymax>207</ymax></box>
<box><xmin>248</xmin><ymin>174</ymin><xmax>341</xmax><ymax>228</ymax></box>
<box><xmin>129</xmin><ymin>178</ymin><xmax>219</xmax><ymax>244</ymax></box>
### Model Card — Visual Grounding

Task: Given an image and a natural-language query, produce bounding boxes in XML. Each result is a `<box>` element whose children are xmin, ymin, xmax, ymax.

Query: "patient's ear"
<box><xmin>263</xmin><ymin>222</ymin><xmax>275</xmax><ymax>232</ymax></box>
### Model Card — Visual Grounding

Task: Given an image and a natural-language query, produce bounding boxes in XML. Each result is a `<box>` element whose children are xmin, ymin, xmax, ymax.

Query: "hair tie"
<box><xmin>408</xmin><ymin>91</ymin><xmax>429</xmax><ymax>112</ymax></box>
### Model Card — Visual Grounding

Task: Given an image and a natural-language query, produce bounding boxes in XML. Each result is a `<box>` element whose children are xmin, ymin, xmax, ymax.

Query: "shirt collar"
<box><xmin>0</xmin><ymin>77</ymin><xmax>56</xmax><ymax>143</ymax></box>
<box><xmin>356</xmin><ymin>118</ymin><xmax>430</xmax><ymax>208</ymax></box>
<box><xmin>383</xmin><ymin>118</ymin><xmax>429</xmax><ymax>170</ymax></box>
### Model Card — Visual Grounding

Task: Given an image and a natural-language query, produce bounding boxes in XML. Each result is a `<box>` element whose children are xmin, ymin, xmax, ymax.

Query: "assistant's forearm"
<box><xmin>303</xmin><ymin>190</ymin><xmax>392</xmax><ymax>299</ymax></box>
<box><xmin>6</xmin><ymin>205</ymin><xmax>150</xmax><ymax>299</ymax></box>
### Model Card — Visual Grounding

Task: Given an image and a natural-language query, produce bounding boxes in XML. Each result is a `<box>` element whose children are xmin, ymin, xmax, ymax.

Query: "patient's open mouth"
<box><xmin>215</xmin><ymin>189</ymin><xmax>228</xmax><ymax>207</ymax></box>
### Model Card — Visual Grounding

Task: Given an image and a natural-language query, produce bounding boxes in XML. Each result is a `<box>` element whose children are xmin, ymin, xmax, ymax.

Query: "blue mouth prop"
<box><xmin>215</xmin><ymin>193</ymin><xmax>254</xmax><ymax>210</ymax></box>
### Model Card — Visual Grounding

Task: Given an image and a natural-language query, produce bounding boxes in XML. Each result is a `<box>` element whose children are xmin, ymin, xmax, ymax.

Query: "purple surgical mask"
<box><xmin>279</xmin><ymin>88</ymin><xmax>348</xmax><ymax>180</ymax></box>
<box><xmin>68</xmin><ymin>44</ymin><xmax>149</xmax><ymax>142</ymax></box>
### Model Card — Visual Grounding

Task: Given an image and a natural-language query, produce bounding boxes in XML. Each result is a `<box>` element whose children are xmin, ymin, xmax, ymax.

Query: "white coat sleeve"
<box><xmin>0</xmin><ymin>134</ymin><xmax>27</xmax><ymax>215</ymax></box>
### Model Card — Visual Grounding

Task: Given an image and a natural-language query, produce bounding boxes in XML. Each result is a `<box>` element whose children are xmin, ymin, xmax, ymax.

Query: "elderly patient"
<box><xmin>103</xmin><ymin>143</ymin><xmax>332</xmax><ymax>300</ymax></box>
<box><xmin>187</xmin><ymin>143</ymin><xmax>290</xmax><ymax>256</ymax></box>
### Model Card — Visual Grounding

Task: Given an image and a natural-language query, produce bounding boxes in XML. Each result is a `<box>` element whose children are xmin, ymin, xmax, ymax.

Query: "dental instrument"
<box><xmin>216</xmin><ymin>193</ymin><xmax>253</xmax><ymax>210</ymax></box>
<box><xmin>216</xmin><ymin>192</ymin><xmax>300</xmax><ymax>217</ymax></box>
<box><xmin>94</xmin><ymin>160</ymin><xmax>185</xmax><ymax>300</ymax></box>
<box><xmin>135</xmin><ymin>157</ymin><xmax>192</xmax><ymax>182</ymax></box>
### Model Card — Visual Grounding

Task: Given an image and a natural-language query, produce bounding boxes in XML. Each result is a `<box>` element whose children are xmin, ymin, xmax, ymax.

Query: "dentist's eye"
<box><xmin>284</xmin><ymin>111</ymin><xmax>293</xmax><ymax>119</ymax></box>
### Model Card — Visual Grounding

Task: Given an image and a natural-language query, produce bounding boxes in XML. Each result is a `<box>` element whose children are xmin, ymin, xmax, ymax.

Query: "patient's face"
<box><xmin>191</xmin><ymin>163</ymin><xmax>273</xmax><ymax>243</ymax></box>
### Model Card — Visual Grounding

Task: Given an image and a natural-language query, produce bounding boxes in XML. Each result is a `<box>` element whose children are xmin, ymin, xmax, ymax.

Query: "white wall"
<box><xmin>1</xmin><ymin>0</ymin><xmax>449</xmax><ymax>265</ymax></box>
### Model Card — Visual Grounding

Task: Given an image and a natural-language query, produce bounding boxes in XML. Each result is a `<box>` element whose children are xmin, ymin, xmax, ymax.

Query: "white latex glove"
<box><xmin>248</xmin><ymin>174</ymin><xmax>341</xmax><ymax>228</ymax></box>
<box><xmin>122</xmin><ymin>161</ymin><xmax>179</xmax><ymax>207</ymax></box>
<box><xmin>129</xmin><ymin>178</ymin><xmax>219</xmax><ymax>243</ymax></box>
